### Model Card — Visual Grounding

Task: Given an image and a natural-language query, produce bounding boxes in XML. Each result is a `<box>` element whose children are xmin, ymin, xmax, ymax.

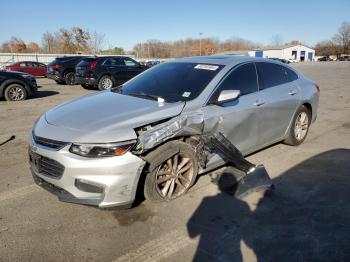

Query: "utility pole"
<box><xmin>199</xmin><ymin>32</ymin><xmax>203</xmax><ymax>56</ymax></box>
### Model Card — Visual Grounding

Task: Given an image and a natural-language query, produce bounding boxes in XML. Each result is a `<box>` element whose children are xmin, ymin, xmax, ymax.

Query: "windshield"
<box><xmin>113</xmin><ymin>62</ymin><xmax>223</xmax><ymax>103</ymax></box>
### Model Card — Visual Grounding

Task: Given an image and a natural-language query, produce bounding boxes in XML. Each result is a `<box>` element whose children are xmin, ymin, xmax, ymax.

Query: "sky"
<box><xmin>0</xmin><ymin>0</ymin><xmax>349</xmax><ymax>50</ymax></box>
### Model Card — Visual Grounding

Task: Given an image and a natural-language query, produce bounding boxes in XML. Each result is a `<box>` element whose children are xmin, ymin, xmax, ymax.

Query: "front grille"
<box><xmin>33</xmin><ymin>134</ymin><xmax>68</xmax><ymax>150</ymax></box>
<box><xmin>40</xmin><ymin>156</ymin><xmax>65</xmax><ymax>178</ymax></box>
<box><xmin>29</xmin><ymin>151</ymin><xmax>65</xmax><ymax>179</ymax></box>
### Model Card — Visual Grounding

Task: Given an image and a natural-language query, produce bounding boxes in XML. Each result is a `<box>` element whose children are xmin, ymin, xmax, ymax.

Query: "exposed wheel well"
<box><xmin>302</xmin><ymin>102</ymin><xmax>312</xmax><ymax>118</ymax></box>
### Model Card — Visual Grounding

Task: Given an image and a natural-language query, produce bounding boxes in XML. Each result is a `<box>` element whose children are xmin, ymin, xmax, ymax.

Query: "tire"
<box><xmin>55</xmin><ymin>80</ymin><xmax>66</xmax><ymax>85</ymax></box>
<box><xmin>98</xmin><ymin>75</ymin><xmax>114</xmax><ymax>90</ymax></box>
<box><xmin>144</xmin><ymin>141</ymin><xmax>198</xmax><ymax>202</ymax></box>
<box><xmin>4</xmin><ymin>84</ymin><xmax>28</xmax><ymax>101</ymax></box>
<box><xmin>284</xmin><ymin>105</ymin><xmax>311</xmax><ymax>146</ymax></box>
<box><xmin>81</xmin><ymin>84</ymin><xmax>93</xmax><ymax>89</ymax></box>
<box><xmin>64</xmin><ymin>72</ymin><xmax>76</xmax><ymax>85</ymax></box>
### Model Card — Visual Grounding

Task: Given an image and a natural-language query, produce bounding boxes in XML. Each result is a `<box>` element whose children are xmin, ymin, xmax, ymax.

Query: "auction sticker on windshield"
<box><xmin>194</xmin><ymin>64</ymin><xmax>219</xmax><ymax>71</ymax></box>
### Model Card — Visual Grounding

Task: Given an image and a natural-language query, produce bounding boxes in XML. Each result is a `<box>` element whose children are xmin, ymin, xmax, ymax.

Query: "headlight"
<box><xmin>69</xmin><ymin>141</ymin><xmax>136</xmax><ymax>158</ymax></box>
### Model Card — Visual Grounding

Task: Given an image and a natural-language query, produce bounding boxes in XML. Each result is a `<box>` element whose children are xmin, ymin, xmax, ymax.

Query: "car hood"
<box><xmin>36</xmin><ymin>91</ymin><xmax>185</xmax><ymax>143</ymax></box>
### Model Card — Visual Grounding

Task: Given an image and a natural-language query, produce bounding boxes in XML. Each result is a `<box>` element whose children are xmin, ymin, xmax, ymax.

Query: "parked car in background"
<box><xmin>337</xmin><ymin>55</ymin><xmax>350</xmax><ymax>61</ymax></box>
<box><xmin>145</xmin><ymin>60</ymin><xmax>161</xmax><ymax>67</ymax></box>
<box><xmin>47</xmin><ymin>56</ymin><xmax>86</xmax><ymax>85</ymax></box>
<box><xmin>268</xmin><ymin>58</ymin><xmax>290</xmax><ymax>64</ymax></box>
<box><xmin>5</xmin><ymin>61</ymin><xmax>47</xmax><ymax>77</ymax></box>
<box><xmin>29</xmin><ymin>56</ymin><xmax>319</xmax><ymax>208</ymax></box>
<box><xmin>318</xmin><ymin>56</ymin><xmax>333</xmax><ymax>61</ymax></box>
<box><xmin>0</xmin><ymin>70</ymin><xmax>37</xmax><ymax>101</ymax></box>
<box><xmin>75</xmin><ymin>56</ymin><xmax>147</xmax><ymax>90</ymax></box>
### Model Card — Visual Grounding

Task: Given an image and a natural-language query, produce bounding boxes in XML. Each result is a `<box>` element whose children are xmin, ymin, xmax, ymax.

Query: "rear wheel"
<box><xmin>4</xmin><ymin>84</ymin><xmax>28</xmax><ymax>101</ymax></box>
<box><xmin>98</xmin><ymin>75</ymin><xmax>114</xmax><ymax>90</ymax></box>
<box><xmin>144</xmin><ymin>141</ymin><xmax>198</xmax><ymax>202</ymax></box>
<box><xmin>284</xmin><ymin>105</ymin><xmax>311</xmax><ymax>146</ymax></box>
<box><xmin>55</xmin><ymin>80</ymin><xmax>66</xmax><ymax>85</ymax></box>
<box><xmin>64</xmin><ymin>72</ymin><xmax>76</xmax><ymax>85</ymax></box>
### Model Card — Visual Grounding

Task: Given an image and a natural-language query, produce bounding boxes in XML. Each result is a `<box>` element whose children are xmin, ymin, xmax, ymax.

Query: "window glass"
<box><xmin>285</xmin><ymin>67</ymin><xmax>298</xmax><ymax>81</ymax></box>
<box><xmin>212</xmin><ymin>63</ymin><xmax>258</xmax><ymax>99</ymax></box>
<box><xmin>19</xmin><ymin>63</ymin><xmax>26</xmax><ymax>67</ymax></box>
<box><xmin>104</xmin><ymin>58</ymin><xmax>122</xmax><ymax>66</ymax></box>
<box><xmin>114</xmin><ymin>62</ymin><xmax>223</xmax><ymax>103</ymax></box>
<box><xmin>256</xmin><ymin>62</ymin><xmax>289</xmax><ymax>89</ymax></box>
<box><xmin>124</xmin><ymin>58</ymin><xmax>138</xmax><ymax>67</ymax></box>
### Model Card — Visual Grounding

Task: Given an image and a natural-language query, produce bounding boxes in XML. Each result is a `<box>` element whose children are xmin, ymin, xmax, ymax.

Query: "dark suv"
<box><xmin>47</xmin><ymin>56</ymin><xmax>86</xmax><ymax>85</ymax></box>
<box><xmin>75</xmin><ymin>56</ymin><xmax>147</xmax><ymax>90</ymax></box>
<box><xmin>0</xmin><ymin>70</ymin><xmax>37</xmax><ymax>101</ymax></box>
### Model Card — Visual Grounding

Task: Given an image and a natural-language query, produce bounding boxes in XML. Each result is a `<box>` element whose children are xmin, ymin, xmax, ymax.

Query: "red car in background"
<box><xmin>5</xmin><ymin>61</ymin><xmax>47</xmax><ymax>77</ymax></box>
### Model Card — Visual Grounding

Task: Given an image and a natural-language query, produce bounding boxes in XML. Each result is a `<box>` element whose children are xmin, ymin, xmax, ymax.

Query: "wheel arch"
<box><xmin>0</xmin><ymin>80</ymin><xmax>29</xmax><ymax>97</ymax></box>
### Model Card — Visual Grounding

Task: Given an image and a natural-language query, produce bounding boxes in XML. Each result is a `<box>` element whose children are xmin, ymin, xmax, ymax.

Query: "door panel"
<box><xmin>203</xmin><ymin>62</ymin><xmax>260</xmax><ymax>169</ymax></box>
<box><xmin>256</xmin><ymin>62</ymin><xmax>300</xmax><ymax>148</ymax></box>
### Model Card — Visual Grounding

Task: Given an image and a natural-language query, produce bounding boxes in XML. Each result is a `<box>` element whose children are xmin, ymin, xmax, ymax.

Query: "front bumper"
<box><xmin>28</xmin><ymin>133</ymin><xmax>146</xmax><ymax>208</ymax></box>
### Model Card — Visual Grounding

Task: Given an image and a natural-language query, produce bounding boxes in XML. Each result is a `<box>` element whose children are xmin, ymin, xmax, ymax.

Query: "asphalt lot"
<box><xmin>0</xmin><ymin>62</ymin><xmax>350</xmax><ymax>261</ymax></box>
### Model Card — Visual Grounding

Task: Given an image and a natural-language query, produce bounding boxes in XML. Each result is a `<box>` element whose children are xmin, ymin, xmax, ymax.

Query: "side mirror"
<box><xmin>216</xmin><ymin>90</ymin><xmax>240</xmax><ymax>104</ymax></box>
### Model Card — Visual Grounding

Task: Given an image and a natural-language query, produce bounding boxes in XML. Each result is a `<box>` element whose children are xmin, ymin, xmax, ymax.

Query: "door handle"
<box><xmin>288</xmin><ymin>90</ymin><xmax>298</xmax><ymax>95</ymax></box>
<box><xmin>254</xmin><ymin>100</ymin><xmax>265</xmax><ymax>106</ymax></box>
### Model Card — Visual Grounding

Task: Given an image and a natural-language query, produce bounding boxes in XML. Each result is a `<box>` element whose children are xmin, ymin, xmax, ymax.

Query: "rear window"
<box><xmin>115</xmin><ymin>62</ymin><xmax>223</xmax><ymax>103</ymax></box>
<box><xmin>77</xmin><ymin>58</ymin><xmax>97</xmax><ymax>67</ymax></box>
<box><xmin>256</xmin><ymin>62</ymin><xmax>289</xmax><ymax>89</ymax></box>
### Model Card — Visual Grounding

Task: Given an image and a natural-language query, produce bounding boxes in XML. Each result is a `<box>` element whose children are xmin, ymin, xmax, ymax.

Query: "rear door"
<box><xmin>204</xmin><ymin>62</ymin><xmax>260</xmax><ymax>160</ymax></box>
<box><xmin>103</xmin><ymin>57</ymin><xmax>125</xmax><ymax>85</ymax></box>
<box><xmin>255</xmin><ymin>62</ymin><xmax>300</xmax><ymax>147</ymax></box>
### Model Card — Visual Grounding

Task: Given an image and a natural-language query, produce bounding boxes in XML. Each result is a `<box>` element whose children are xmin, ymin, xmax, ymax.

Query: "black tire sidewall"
<box><xmin>4</xmin><ymin>84</ymin><xmax>28</xmax><ymax>101</ymax></box>
<box><xmin>64</xmin><ymin>72</ymin><xmax>75</xmax><ymax>85</ymax></box>
<box><xmin>144</xmin><ymin>141</ymin><xmax>199</xmax><ymax>202</ymax></box>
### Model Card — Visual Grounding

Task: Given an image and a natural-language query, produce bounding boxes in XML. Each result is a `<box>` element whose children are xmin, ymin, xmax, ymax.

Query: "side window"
<box><xmin>285</xmin><ymin>67</ymin><xmax>298</xmax><ymax>81</ymax></box>
<box><xmin>19</xmin><ymin>63</ymin><xmax>26</xmax><ymax>67</ymax></box>
<box><xmin>124</xmin><ymin>58</ymin><xmax>138</xmax><ymax>67</ymax></box>
<box><xmin>256</xmin><ymin>62</ymin><xmax>289</xmax><ymax>89</ymax></box>
<box><xmin>104</xmin><ymin>58</ymin><xmax>122</xmax><ymax>66</ymax></box>
<box><xmin>212</xmin><ymin>63</ymin><xmax>258</xmax><ymax>99</ymax></box>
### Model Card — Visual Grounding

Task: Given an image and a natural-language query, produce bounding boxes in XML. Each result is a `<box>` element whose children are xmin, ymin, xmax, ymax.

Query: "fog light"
<box><xmin>75</xmin><ymin>179</ymin><xmax>104</xmax><ymax>193</ymax></box>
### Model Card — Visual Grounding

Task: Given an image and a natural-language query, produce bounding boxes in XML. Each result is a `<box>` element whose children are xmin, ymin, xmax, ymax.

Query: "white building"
<box><xmin>248</xmin><ymin>44</ymin><xmax>315</xmax><ymax>62</ymax></box>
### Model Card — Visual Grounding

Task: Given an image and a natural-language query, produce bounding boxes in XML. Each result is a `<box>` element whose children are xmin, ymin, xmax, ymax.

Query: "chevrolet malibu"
<box><xmin>29</xmin><ymin>56</ymin><xmax>319</xmax><ymax>208</ymax></box>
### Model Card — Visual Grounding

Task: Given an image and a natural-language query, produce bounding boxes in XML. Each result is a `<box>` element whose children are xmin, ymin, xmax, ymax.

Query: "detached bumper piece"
<box><xmin>205</xmin><ymin>132</ymin><xmax>273</xmax><ymax>199</ymax></box>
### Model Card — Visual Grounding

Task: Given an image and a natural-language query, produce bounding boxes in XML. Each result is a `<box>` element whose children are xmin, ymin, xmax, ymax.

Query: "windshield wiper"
<box><xmin>127</xmin><ymin>92</ymin><xmax>165</xmax><ymax>102</ymax></box>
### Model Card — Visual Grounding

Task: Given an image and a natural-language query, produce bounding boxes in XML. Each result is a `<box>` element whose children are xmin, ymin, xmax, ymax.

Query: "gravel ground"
<box><xmin>0</xmin><ymin>61</ymin><xmax>349</xmax><ymax>261</ymax></box>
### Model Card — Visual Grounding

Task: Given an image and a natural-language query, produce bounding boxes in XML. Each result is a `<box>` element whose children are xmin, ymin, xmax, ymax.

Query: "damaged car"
<box><xmin>28</xmin><ymin>55</ymin><xmax>319</xmax><ymax>208</ymax></box>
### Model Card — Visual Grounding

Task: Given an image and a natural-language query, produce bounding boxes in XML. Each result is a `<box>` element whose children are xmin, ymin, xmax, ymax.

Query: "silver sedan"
<box><xmin>29</xmin><ymin>55</ymin><xmax>319</xmax><ymax>208</ymax></box>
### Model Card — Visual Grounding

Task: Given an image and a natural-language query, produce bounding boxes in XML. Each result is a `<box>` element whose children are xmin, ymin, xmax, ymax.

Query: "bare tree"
<box><xmin>88</xmin><ymin>31</ymin><xmax>106</xmax><ymax>54</ymax></box>
<box><xmin>270</xmin><ymin>34</ymin><xmax>284</xmax><ymax>46</ymax></box>
<box><xmin>333</xmin><ymin>21</ymin><xmax>350</xmax><ymax>54</ymax></box>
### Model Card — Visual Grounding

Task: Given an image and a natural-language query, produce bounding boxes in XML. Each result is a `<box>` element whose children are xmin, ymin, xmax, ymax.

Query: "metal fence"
<box><xmin>0</xmin><ymin>53</ymin><xmax>136</xmax><ymax>67</ymax></box>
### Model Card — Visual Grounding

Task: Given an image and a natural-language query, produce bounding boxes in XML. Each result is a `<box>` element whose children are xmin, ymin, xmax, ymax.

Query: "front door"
<box><xmin>203</xmin><ymin>63</ymin><xmax>260</xmax><ymax>170</ymax></box>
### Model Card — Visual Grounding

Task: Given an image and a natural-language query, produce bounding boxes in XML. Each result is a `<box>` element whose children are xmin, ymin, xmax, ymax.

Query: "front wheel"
<box><xmin>144</xmin><ymin>141</ymin><xmax>198</xmax><ymax>202</ymax></box>
<box><xmin>284</xmin><ymin>105</ymin><xmax>311</xmax><ymax>146</ymax></box>
<box><xmin>4</xmin><ymin>84</ymin><xmax>28</xmax><ymax>101</ymax></box>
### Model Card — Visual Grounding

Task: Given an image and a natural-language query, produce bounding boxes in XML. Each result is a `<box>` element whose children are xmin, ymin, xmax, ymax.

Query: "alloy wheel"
<box><xmin>294</xmin><ymin>112</ymin><xmax>309</xmax><ymax>141</ymax></box>
<box><xmin>155</xmin><ymin>153</ymin><xmax>194</xmax><ymax>200</ymax></box>
<box><xmin>8</xmin><ymin>86</ymin><xmax>25</xmax><ymax>101</ymax></box>
<box><xmin>101</xmin><ymin>77</ymin><xmax>113</xmax><ymax>89</ymax></box>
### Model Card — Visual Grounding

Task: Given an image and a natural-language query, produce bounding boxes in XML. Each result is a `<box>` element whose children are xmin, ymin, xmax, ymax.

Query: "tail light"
<box><xmin>88</xmin><ymin>60</ymin><xmax>98</xmax><ymax>71</ymax></box>
<box><xmin>315</xmin><ymin>84</ymin><xmax>320</xmax><ymax>92</ymax></box>
<box><xmin>49</xmin><ymin>64</ymin><xmax>63</xmax><ymax>70</ymax></box>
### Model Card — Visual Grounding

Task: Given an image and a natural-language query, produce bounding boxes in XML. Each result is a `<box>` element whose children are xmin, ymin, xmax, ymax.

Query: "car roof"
<box><xmin>171</xmin><ymin>55</ymin><xmax>268</xmax><ymax>66</ymax></box>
